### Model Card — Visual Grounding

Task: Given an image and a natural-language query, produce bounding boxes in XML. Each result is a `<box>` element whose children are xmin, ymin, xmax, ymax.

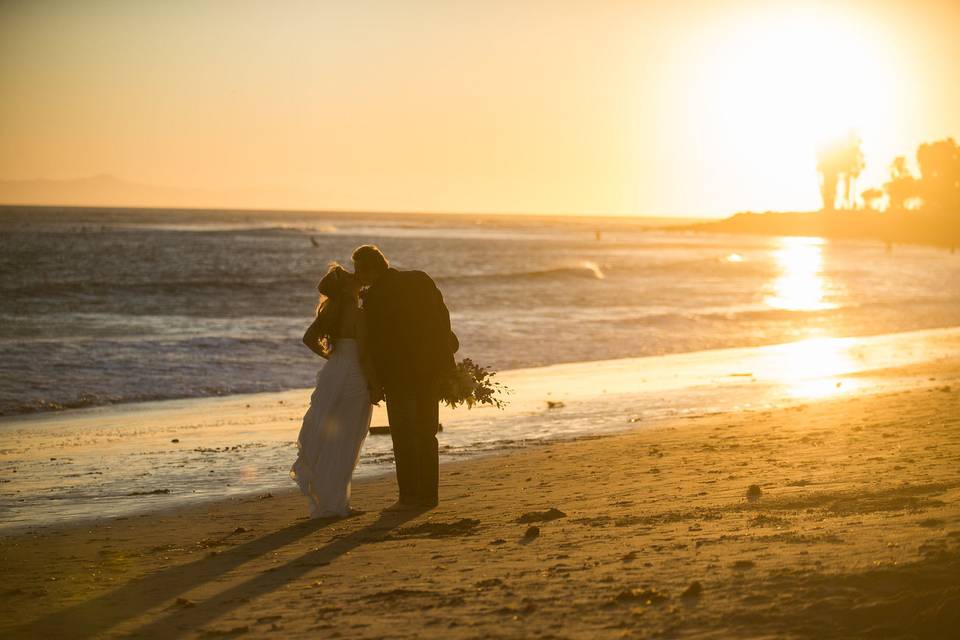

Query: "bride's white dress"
<box><xmin>290</xmin><ymin>338</ymin><xmax>372</xmax><ymax>517</ymax></box>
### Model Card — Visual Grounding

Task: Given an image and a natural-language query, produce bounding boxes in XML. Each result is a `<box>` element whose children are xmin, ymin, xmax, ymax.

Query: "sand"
<box><xmin>1</xmin><ymin>356</ymin><xmax>959</xmax><ymax>638</ymax></box>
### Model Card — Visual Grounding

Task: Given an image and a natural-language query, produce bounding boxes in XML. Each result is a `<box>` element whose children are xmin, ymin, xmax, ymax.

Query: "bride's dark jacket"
<box><xmin>361</xmin><ymin>268</ymin><xmax>458</xmax><ymax>391</ymax></box>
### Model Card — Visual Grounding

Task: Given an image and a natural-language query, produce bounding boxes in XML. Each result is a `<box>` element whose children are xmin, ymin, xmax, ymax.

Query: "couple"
<box><xmin>289</xmin><ymin>244</ymin><xmax>458</xmax><ymax>518</ymax></box>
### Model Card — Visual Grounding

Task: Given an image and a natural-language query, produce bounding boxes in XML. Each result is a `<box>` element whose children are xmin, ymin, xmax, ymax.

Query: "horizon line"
<box><xmin>0</xmin><ymin>201</ymin><xmax>723</xmax><ymax>223</ymax></box>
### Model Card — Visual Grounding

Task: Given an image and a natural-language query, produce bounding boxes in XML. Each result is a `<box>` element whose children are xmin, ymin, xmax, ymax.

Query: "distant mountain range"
<box><xmin>0</xmin><ymin>176</ymin><xmax>709</xmax><ymax>224</ymax></box>
<box><xmin>0</xmin><ymin>175</ymin><xmax>312</xmax><ymax>210</ymax></box>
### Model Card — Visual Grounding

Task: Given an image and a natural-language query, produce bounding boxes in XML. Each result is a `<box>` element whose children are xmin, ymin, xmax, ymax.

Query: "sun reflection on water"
<box><xmin>765</xmin><ymin>237</ymin><xmax>835</xmax><ymax>312</ymax></box>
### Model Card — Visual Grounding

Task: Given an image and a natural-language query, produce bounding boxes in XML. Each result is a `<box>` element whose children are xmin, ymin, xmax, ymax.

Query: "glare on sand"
<box><xmin>758</xmin><ymin>236</ymin><xmax>854</xmax><ymax>398</ymax></box>
<box><xmin>772</xmin><ymin>336</ymin><xmax>862</xmax><ymax>399</ymax></box>
<box><xmin>765</xmin><ymin>236</ymin><xmax>835</xmax><ymax>312</ymax></box>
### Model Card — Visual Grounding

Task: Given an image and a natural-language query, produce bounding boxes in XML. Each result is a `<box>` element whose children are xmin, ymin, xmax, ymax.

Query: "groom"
<box><xmin>353</xmin><ymin>245</ymin><xmax>458</xmax><ymax>508</ymax></box>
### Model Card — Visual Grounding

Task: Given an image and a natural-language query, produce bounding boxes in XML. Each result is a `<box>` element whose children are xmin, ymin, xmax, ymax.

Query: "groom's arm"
<box><xmin>416</xmin><ymin>271</ymin><xmax>458</xmax><ymax>355</ymax></box>
<box><xmin>356</xmin><ymin>311</ymin><xmax>383</xmax><ymax>403</ymax></box>
<box><xmin>435</xmin><ymin>285</ymin><xmax>459</xmax><ymax>354</ymax></box>
<box><xmin>360</xmin><ymin>289</ymin><xmax>388</xmax><ymax>380</ymax></box>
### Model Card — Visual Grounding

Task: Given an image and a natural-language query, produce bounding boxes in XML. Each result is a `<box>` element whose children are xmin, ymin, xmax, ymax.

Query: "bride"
<box><xmin>290</xmin><ymin>263</ymin><xmax>382</xmax><ymax>518</ymax></box>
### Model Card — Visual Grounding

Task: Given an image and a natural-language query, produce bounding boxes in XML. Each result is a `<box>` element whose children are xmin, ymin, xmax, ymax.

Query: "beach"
<box><xmin>3</xmin><ymin>210</ymin><xmax>960</xmax><ymax>637</ymax></box>
<box><xmin>4</xmin><ymin>1</ymin><xmax>960</xmax><ymax>637</ymax></box>
<box><xmin>2</xmin><ymin>347</ymin><xmax>959</xmax><ymax>638</ymax></box>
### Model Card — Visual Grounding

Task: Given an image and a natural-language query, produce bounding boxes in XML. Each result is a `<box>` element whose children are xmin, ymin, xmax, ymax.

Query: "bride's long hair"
<box><xmin>313</xmin><ymin>262</ymin><xmax>350</xmax><ymax>348</ymax></box>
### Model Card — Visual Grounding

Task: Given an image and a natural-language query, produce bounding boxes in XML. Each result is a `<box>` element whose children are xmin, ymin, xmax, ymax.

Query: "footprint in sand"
<box><xmin>681</xmin><ymin>581</ymin><xmax>703</xmax><ymax>599</ymax></box>
<box><xmin>386</xmin><ymin>518</ymin><xmax>480</xmax><ymax>540</ymax></box>
<box><xmin>516</xmin><ymin>507</ymin><xmax>567</xmax><ymax>523</ymax></box>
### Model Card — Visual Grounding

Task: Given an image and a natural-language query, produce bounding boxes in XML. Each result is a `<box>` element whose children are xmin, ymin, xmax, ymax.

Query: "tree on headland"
<box><xmin>701</xmin><ymin>130</ymin><xmax>960</xmax><ymax>248</ymax></box>
<box><xmin>884</xmin><ymin>156</ymin><xmax>919</xmax><ymax>213</ymax></box>
<box><xmin>816</xmin><ymin>131</ymin><xmax>864</xmax><ymax>211</ymax></box>
<box><xmin>916</xmin><ymin>138</ymin><xmax>960</xmax><ymax>215</ymax></box>
<box><xmin>861</xmin><ymin>187</ymin><xmax>884</xmax><ymax>212</ymax></box>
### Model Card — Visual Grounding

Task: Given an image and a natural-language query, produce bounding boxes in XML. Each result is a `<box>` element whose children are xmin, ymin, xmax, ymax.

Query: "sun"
<box><xmin>711</xmin><ymin>9</ymin><xmax>890</xmax><ymax>140</ymax></box>
<box><xmin>681</xmin><ymin>5</ymin><xmax>902</xmax><ymax>210</ymax></box>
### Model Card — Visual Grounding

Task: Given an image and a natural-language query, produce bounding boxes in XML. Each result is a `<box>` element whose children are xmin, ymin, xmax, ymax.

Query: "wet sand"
<box><xmin>1</xmin><ymin>357</ymin><xmax>958</xmax><ymax>638</ymax></box>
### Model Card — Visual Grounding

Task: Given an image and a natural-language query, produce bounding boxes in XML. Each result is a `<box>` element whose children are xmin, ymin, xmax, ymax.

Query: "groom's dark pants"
<box><xmin>385</xmin><ymin>384</ymin><xmax>439</xmax><ymax>505</ymax></box>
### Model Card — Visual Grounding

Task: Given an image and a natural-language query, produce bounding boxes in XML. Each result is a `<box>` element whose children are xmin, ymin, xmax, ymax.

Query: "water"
<box><xmin>2</xmin><ymin>206</ymin><xmax>959</xmax><ymax>416</ymax></box>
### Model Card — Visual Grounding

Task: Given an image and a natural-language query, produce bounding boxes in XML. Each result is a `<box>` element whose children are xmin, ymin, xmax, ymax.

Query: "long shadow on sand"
<box><xmin>9</xmin><ymin>507</ymin><xmax>427</xmax><ymax>639</ymax></box>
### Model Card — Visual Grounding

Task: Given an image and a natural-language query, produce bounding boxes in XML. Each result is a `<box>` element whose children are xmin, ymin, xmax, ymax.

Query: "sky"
<box><xmin>1</xmin><ymin>0</ymin><xmax>958</xmax><ymax>217</ymax></box>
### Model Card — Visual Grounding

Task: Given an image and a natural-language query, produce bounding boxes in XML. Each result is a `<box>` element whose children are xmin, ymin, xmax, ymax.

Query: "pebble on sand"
<box><xmin>523</xmin><ymin>526</ymin><xmax>540</xmax><ymax>539</ymax></box>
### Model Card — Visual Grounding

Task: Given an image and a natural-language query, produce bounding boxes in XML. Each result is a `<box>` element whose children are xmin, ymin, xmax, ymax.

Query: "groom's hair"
<box><xmin>352</xmin><ymin>244</ymin><xmax>389</xmax><ymax>275</ymax></box>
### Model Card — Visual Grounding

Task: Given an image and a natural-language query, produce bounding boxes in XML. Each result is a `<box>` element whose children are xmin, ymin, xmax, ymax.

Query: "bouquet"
<box><xmin>438</xmin><ymin>358</ymin><xmax>510</xmax><ymax>410</ymax></box>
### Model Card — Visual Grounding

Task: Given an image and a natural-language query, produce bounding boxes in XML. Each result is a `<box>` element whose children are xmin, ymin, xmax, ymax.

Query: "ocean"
<box><xmin>2</xmin><ymin>206</ymin><xmax>959</xmax><ymax>417</ymax></box>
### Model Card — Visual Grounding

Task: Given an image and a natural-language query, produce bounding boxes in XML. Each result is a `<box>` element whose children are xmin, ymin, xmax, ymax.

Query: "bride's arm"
<box><xmin>356</xmin><ymin>311</ymin><xmax>383</xmax><ymax>403</ymax></box>
<box><xmin>302</xmin><ymin>317</ymin><xmax>331</xmax><ymax>359</ymax></box>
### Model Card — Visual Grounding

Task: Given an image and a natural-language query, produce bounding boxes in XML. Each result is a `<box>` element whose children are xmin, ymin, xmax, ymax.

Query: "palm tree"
<box><xmin>841</xmin><ymin>132</ymin><xmax>865</xmax><ymax>210</ymax></box>
<box><xmin>817</xmin><ymin>131</ymin><xmax>864</xmax><ymax>211</ymax></box>
<box><xmin>816</xmin><ymin>142</ymin><xmax>844</xmax><ymax>212</ymax></box>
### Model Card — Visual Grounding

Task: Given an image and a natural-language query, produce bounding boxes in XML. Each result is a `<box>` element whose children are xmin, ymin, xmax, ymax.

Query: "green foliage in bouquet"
<box><xmin>438</xmin><ymin>358</ymin><xmax>509</xmax><ymax>410</ymax></box>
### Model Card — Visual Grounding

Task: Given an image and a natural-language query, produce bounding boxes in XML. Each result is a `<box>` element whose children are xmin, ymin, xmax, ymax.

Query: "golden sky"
<box><xmin>1</xmin><ymin>0</ymin><xmax>958</xmax><ymax>217</ymax></box>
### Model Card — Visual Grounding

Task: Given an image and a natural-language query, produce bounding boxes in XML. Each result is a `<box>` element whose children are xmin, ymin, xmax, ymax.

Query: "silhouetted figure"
<box><xmin>353</xmin><ymin>245</ymin><xmax>458</xmax><ymax>508</ymax></box>
<box><xmin>291</xmin><ymin>263</ymin><xmax>380</xmax><ymax>518</ymax></box>
<box><xmin>310</xmin><ymin>236</ymin><xmax>320</xmax><ymax>248</ymax></box>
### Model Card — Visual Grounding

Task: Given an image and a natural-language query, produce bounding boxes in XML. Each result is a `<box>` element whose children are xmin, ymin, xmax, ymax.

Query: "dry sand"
<box><xmin>1</xmin><ymin>359</ymin><xmax>959</xmax><ymax>639</ymax></box>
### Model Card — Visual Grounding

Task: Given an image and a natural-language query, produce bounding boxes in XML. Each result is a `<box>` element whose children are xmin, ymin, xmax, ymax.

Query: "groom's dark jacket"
<box><xmin>362</xmin><ymin>268</ymin><xmax>458</xmax><ymax>391</ymax></box>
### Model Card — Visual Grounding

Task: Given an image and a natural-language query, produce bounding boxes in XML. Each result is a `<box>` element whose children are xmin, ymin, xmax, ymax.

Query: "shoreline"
<box><xmin>4</xmin><ymin>323</ymin><xmax>959</xmax><ymax>427</ymax></box>
<box><xmin>1</xmin><ymin>357</ymin><xmax>958</xmax><ymax>638</ymax></box>
<box><xmin>3</xmin><ymin>326</ymin><xmax>960</xmax><ymax>535</ymax></box>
